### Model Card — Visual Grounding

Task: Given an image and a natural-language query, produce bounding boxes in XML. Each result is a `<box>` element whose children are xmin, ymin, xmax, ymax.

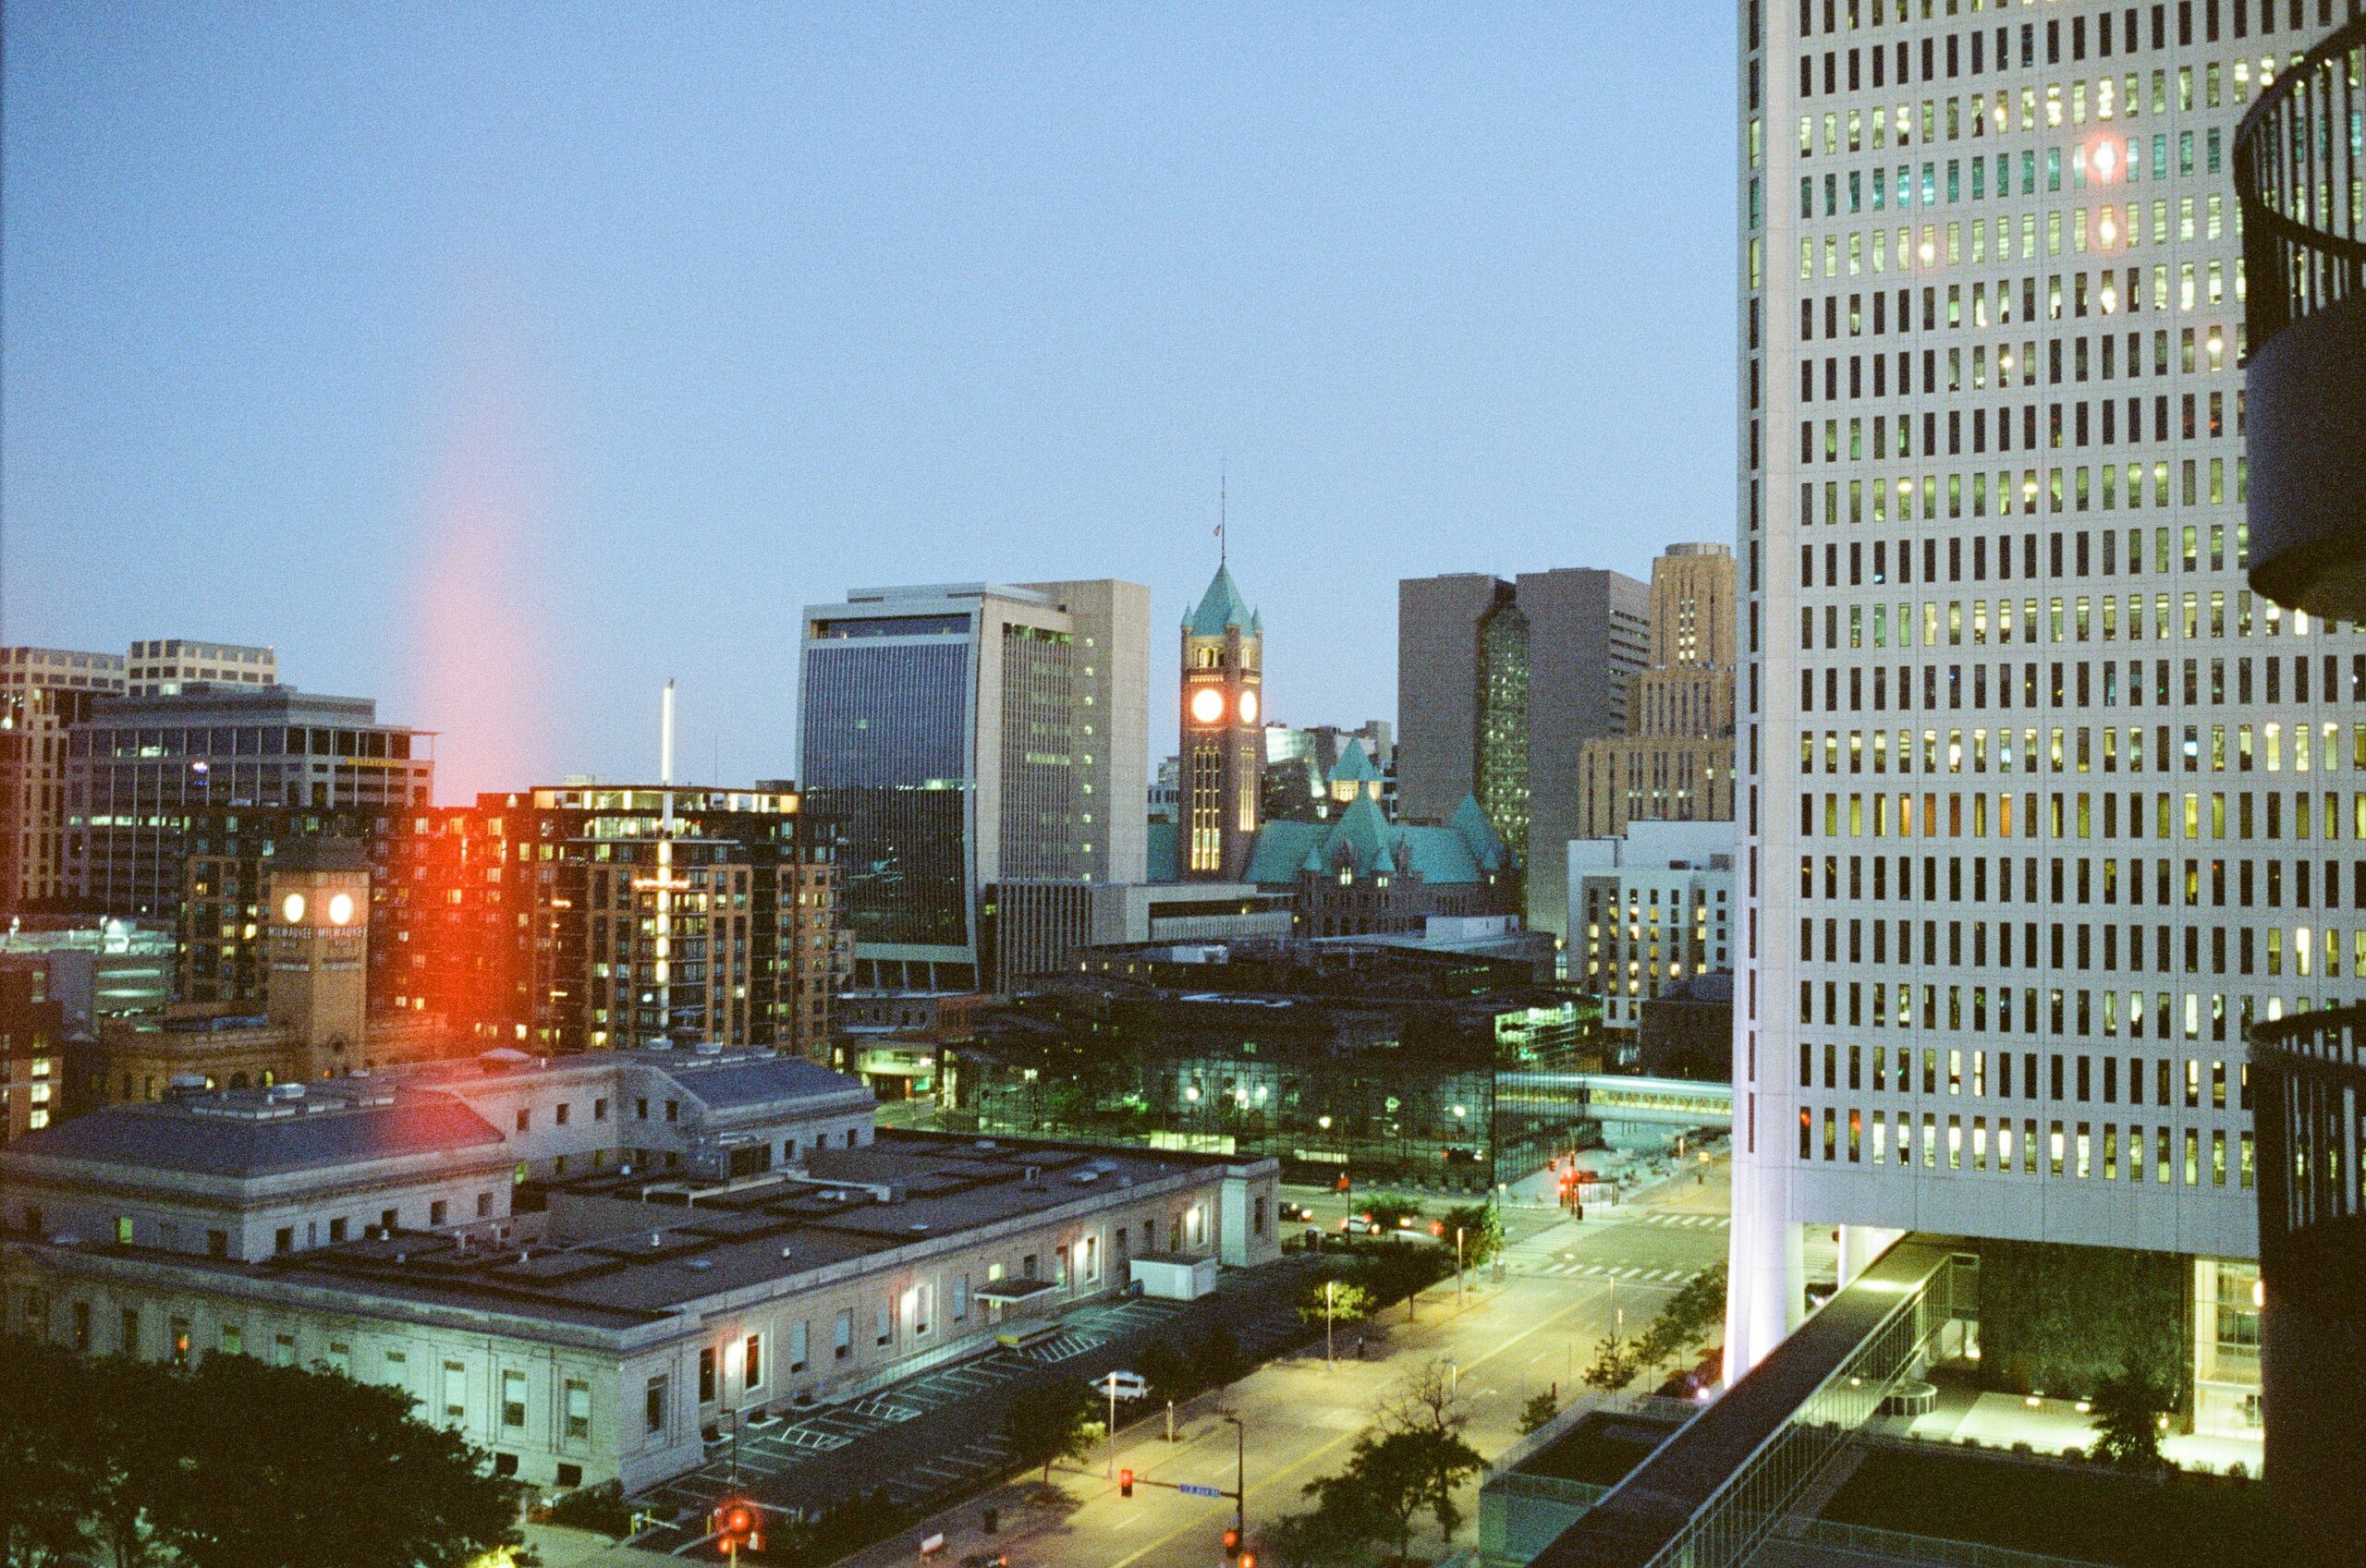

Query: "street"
<box><xmin>825</xmin><ymin>1154</ymin><xmax>1762</xmax><ymax>1568</ymax></box>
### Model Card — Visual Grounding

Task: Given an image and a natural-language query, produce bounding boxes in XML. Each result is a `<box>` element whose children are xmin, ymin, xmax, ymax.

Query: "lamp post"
<box><xmin>1220</xmin><ymin>1413</ymin><xmax>1246</xmax><ymax>1539</ymax></box>
<box><xmin>1105</xmin><ymin>1371</ymin><xmax>1121</xmax><ymax>1477</ymax></box>
<box><xmin>1324</xmin><ymin>1279</ymin><xmax>1336</xmax><ymax>1368</ymax></box>
<box><xmin>1455</xmin><ymin>1226</ymin><xmax>1467</xmax><ymax>1309</ymax></box>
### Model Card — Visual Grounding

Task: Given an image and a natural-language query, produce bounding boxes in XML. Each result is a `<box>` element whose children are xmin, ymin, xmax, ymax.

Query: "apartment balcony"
<box><xmin>2235</xmin><ymin>19</ymin><xmax>2366</xmax><ymax>622</ymax></box>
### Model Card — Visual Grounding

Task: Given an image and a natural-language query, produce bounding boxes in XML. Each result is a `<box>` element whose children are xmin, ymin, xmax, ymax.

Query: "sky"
<box><xmin>2</xmin><ymin>2</ymin><xmax>1738</xmax><ymax>800</ymax></box>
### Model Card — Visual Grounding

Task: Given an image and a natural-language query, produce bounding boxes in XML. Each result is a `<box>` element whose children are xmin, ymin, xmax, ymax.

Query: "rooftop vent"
<box><xmin>683</xmin><ymin>1257</ymin><xmax>714</xmax><ymax>1271</ymax></box>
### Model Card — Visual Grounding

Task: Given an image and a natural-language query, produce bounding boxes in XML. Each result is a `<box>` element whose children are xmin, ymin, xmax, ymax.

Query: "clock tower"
<box><xmin>1180</xmin><ymin>563</ymin><xmax>1262</xmax><ymax>881</ymax></box>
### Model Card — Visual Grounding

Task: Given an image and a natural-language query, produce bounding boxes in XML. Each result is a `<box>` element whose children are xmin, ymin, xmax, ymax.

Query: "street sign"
<box><xmin>1177</xmin><ymin>1483</ymin><xmax>1226</xmax><ymax>1499</ymax></box>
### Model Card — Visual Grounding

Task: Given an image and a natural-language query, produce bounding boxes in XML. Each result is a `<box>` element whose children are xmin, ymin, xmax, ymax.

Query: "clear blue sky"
<box><xmin>3</xmin><ymin>2</ymin><xmax>1736</xmax><ymax>798</ymax></box>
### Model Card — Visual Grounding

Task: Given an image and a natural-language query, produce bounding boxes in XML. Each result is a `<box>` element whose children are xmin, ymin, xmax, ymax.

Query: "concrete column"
<box><xmin>1722</xmin><ymin>1149</ymin><xmax>1804</xmax><ymax>1381</ymax></box>
<box><xmin>1836</xmin><ymin>1224</ymin><xmax>1905</xmax><ymax>1289</ymax></box>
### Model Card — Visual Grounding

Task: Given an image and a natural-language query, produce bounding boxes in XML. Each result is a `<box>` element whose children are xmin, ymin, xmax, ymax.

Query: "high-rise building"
<box><xmin>123</xmin><ymin>638</ymin><xmax>276</xmax><ymax>697</ymax></box>
<box><xmin>389</xmin><ymin>781</ymin><xmax>847</xmax><ymax>1060</ymax></box>
<box><xmin>1261</xmin><ymin>719</ymin><xmax>1393</xmax><ymax>822</ymax></box>
<box><xmin>1</xmin><ymin>648</ymin><xmax>128</xmax><ymax>911</ymax></box>
<box><xmin>799</xmin><ymin>581</ymin><xmax>1150</xmax><ymax>990</ymax></box>
<box><xmin>1727</xmin><ymin>0</ymin><xmax>2353</xmax><ymax>1464</ymax></box>
<box><xmin>1397</xmin><ymin>568</ymin><xmax>1649</xmax><ymax>937</ymax></box>
<box><xmin>62</xmin><ymin>687</ymin><xmax>433</xmax><ymax>925</ymax></box>
<box><xmin>1577</xmin><ymin>543</ymin><xmax>1738</xmax><ymax>836</ymax></box>
<box><xmin>1567</xmin><ymin>819</ymin><xmax>1737</xmax><ymax>1039</ymax></box>
<box><xmin>1179</xmin><ymin>565</ymin><xmax>1264</xmax><ymax>881</ymax></box>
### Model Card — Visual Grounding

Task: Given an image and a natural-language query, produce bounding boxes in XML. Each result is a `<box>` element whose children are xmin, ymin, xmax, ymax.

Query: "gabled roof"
<box><xmin>6</xmin><ymin>1096</ymin><xmax>506</xmax><ymax>1179</ymax></box>
<box><xmin>1186</xmin><ymin>565</ymin><xmax>1257</xmax><ymax>637</ymax></box>
<box><xmin>1448</xmin><ymin>794</ymin><xmax>1511</xmax><ymax>873</ymax></box>
<box><xmin>1326</xmin><ymin>741</ymin><xmax>1378</xmax><ymax>785</ymax></box>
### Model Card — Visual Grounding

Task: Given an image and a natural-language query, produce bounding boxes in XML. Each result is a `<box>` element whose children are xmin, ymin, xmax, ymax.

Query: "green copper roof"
<box><xmin>1447</xmin><ymin>793</ymin><xmax>1511</xmax><ymax>873</ymax></box>
<box><xmin>1187</xmin><ymin>565</ymin><xmax>1257</xmax><ymax>637</ymax></box>
<box><xmin>1326</xmin><ymin>740</ymin><xmax>1379</xmax><ymax>785</ymax></box>
<box><xmin>1240</xmin><ymin>788</ymin><xmax>1510</xmax><ymax>888</ymax></box>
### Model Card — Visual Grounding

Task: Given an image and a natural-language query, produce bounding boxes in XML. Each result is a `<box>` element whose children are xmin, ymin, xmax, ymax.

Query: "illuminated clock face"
<box><xmin>1189</xmin><ymin>687</ymin><xmax>1225</xmax><ymax>725</ymax></box>
<box><xmin>327</xmin><ymin>892</ymin><xmax>356</xmax><ymax>927</ymax></box>
<box><xmin>280</xmin><ymin>892</ymin><xmax>306</xmax><ymax>924</ymax></box>
<box><xmin>1238</xmin><ymin>689</ymin><xmax>1260</xmax><ymax>723</ymax></box>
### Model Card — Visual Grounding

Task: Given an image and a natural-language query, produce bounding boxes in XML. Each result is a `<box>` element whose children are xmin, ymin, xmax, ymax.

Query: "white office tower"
<box><xmin>1728</xmin><ymin>0</ymin><xmax>2361</xmax><ymax>1457</ymax></box>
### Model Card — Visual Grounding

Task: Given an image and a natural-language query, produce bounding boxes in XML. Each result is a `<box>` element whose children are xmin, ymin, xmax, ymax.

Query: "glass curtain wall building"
<box><xmin>799</xmin><ymin>582</ymin><xmax>1149</xmax><ymax>991</ymax></box>
<box><xmin>1731</xmin><ymin>0</ymin><xmax>2363</xmax><ymax>1465</ymax></box>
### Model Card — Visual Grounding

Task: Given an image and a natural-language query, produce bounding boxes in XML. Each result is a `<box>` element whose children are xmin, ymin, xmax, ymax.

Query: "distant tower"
<box><xmin>1180</xmin><ymin>561</ymin><xmax>1262</xmax><ymax>881</ymax></box>
<box><xmin>264</xmin><ymin>840</ymin><xmax>371</xmax><ymax>1077</ymax></box>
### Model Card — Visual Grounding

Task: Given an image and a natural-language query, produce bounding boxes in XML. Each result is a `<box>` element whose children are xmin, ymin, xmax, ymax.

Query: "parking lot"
<box><xmin>627</xmin><ymin>1267</ymin><xmax>1318</xmax><ymax>1550</ymax></box>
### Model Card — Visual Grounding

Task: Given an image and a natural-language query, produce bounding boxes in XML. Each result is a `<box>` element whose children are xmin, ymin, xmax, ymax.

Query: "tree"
<box><xmin>1310</xmin><ymin>1431</ymin><xmax>1433</xmax><ymax>1566</ymax></box>
<box><xmin>1378</xmin><ymin>1360</ymin><xmax>1482</xmax><ymax>1546</ymax></box>
<box><xmin>1297</xmin><ymin>1274</ymin><xmax>1376</xmax><ymax>1332</ymax></box>
<box><xmin>1516</xmin><ymin>1390</ymin><xmax>1562</xmax><ymax>1437</ymax></box>
<box><xmin>2085</xmin><ymin>1370</ymin><xmax>2170</xmax><ymax>1472</ymax></box>
<box><xmin>0</xmin><ymin>1340</ymin><xmax>520</xmax><ymax>1568</ymax></box>
<box><xmin>1266</xmin><ymin>1492</ymin><xmax>1385</xmax><ymax>1568</ymax></box>
<box><xmin>156</xmin><ymin>1354</ymin><xmax>523</xmax><ymax>1568</ymax></box>
<box><xmin>1581</xmin><ymin>1332</ymin><xmax>1638</xmax><ymax>1394</ymax></box>
<box><xmin>1435</xmin><ymin>1204</ymin><xmax>1504</xmax><ymax>1270</ymax></box>
<box><xmin>1003</xmin><ymin>1380</ymin><xmax>1102</xmax><ymax>1489</ymax></box>
<box><xmin>1191</xmin><ymin>1324</ymin><xmax>1246</xmax><ymax>1390</ymax></box>
<box><xmin>1136</xmin><ymin>1337</ymin><xmax>1193</xmax><ymax>1404</ymax></box>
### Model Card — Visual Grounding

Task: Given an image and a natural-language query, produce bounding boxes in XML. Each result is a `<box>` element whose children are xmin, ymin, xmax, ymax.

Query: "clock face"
<box><xmin>1238</xmin><ymin>689</ymin><xmax>1260</xmax><ymax>723</ymax></box>
<box><xmin>280</xmin><ymin>892</ymin><xmax>306</xmax><ymax>924</ymax></box>
<box><xmin>327</xmin><ymin>892</ymin><xmax>357</xmax><ymax>927</ymax></box>
<box><xmin>1189</xmin><ymin>687</ymin><xmax>1225</xmax><ymax>725</ymax></box>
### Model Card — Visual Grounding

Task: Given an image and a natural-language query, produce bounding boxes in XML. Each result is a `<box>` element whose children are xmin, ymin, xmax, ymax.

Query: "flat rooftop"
<box><xmin>48</xmin><ymin>1131</ymin><xmax>1260</xmax><ymax>1331</ymax></box>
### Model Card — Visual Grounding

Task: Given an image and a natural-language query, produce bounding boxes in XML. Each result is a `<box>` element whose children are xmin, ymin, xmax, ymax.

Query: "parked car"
<box><xmin>1088</xmin><ymin>1369</ymin><xmax>1151</xmax><ymax>1401</ymax></box>
<box><xmin>1278</xmin><ymin>1200</ymin><xmax>1314</xmax><ymax>1222</ymax></box>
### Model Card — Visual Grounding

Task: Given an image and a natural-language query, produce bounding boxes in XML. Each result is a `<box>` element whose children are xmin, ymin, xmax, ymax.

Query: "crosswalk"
<box><xmin>1534</xmin><ymin>1261</ymin><xmax>1702</xmax><ymax>1282</ymax></box>
<box><xmin>1627</xmin><ymin>1211</ymin><xmax>1730</xmax><ymax>1230</ymax></box>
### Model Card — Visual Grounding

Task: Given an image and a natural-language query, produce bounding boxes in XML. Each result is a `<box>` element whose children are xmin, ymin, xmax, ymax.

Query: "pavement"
<box><xmin>816</xmin><ymin>1157</ymin><xmax>1743</xmax><ymax>1568</ymax></box>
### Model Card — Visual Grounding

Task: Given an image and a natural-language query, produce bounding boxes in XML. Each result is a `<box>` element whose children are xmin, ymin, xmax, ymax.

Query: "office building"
<box><xmin>799</xmin><ymin>581</ymin><xmax>1151</xmax><ymax>991</ymax></box>
<box><xmin>389</xmin><ymin>781</ymin><xmax>848</xmax><ymax>1062</ymax></box>
<box><xmin>1179</xmin><ymin>565</ymin><xmax>1264</xmax><ymax>881</ymax></box>
<box><xmin>63</xmin><ymin>687</ymin><xmax>433</xmax><ymax>923</ymax></box>
<box><xmin>0</xmin><ymin>916</ymin><xmax>176</xmax><ymax>1031</ymax></box>
<box><xmin>1</xmin><ymin>648</ymin><xmax>128</xmax><ymax>911</ymax></box>
<box><xmin>1576</xmin><ymin>543</ymin><xmax>1739</xmax><ymax>836</ymax></box>
<box><xmin>123</xmin><ymin>638</ymin><xmax>277</xmax><ymax>698</ymax></box>
<box><xmin>1</xmin><ymin>1050</ymin><xmax>1277</xmax><ymax>1493</ymax></box>
<box><xmin>981</xmin><ymin>877</ymin><xmax>1291</xmax><ymax>994</ymax></box>
<box><xmin>0</xmin><ymin>966</ymin><xmax>64</xmax><ymax>1144</ymax></box>
<box><xmin>1724</xmin><ymin>0</ymin><xmax>2360</xmax><ymax>1467</ymax></box>
<box><xmin>1397</xmin><ymin>569</ymin><xmax>1649</xmax><ymax>939</ymax></box>
<box><xmin>1567</xmin><ymin>820</ymin><xmax>1737</xmax><ymax>1039</ymax></box>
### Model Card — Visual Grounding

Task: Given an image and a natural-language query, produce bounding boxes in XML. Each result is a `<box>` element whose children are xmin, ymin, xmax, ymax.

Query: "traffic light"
<box><xmin>713</xmin><ymin>1499</ymin><xmax>762</xmax><ymax>1552</ymax></box>
<box><xmin>1119</xmin><ymin>1466</ymin><xmax>1134</xmax><ymax>1498</ymax></box>
<box><xmin>1430</xmin><ymin>1221</ymin><xmax>1445</xmax><ymax>1238</ymax></box>
<box><xmin>1222</xmin><ymin>1525</ymin><xmax>1241</xmax><ymax>1558</ymax></box>
<box><xmin>1240</xmin><ymin>1554</ymin><xmax>1256</xmax><ymax>1568</ymax></box>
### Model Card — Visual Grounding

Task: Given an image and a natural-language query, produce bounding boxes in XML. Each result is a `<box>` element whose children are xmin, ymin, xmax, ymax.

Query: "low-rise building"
<box><xmin>1</xmin><ymin>1047</ymin><xmax>1278</xmax><ymax>1493</ymax></box>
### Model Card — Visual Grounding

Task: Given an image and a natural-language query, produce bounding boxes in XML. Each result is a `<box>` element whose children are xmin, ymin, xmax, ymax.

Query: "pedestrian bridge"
<box><xmin>1498</xmin><ymin>1073</ymin><xmax>1733</xmax><ymax>1129</ymax></box>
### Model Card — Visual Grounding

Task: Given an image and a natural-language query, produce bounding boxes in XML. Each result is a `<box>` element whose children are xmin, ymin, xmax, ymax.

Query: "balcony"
<box><xmin>2235</xmin><ymin>20</ymin><xmax>2366</xmax><ymax>621</ymax></box>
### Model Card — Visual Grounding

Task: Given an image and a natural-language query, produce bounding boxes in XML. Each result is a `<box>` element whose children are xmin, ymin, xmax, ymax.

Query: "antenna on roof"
<box><xmin>1218</xmin><ymin>458</ymin><xmax>1227</xmax><ymax>566</ymax></box>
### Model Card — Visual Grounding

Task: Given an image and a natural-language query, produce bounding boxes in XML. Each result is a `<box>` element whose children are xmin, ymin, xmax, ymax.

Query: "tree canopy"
<box><xmin>0</xmin><ymin>1337</ymin><xmax>521</xmax><ymax>1568</ymax></box>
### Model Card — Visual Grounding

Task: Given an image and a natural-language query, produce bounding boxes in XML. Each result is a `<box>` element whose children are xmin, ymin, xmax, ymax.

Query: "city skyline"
<box><xmin>1</xmin><ymin>3</ymin><xmax>1737</xmax><ymax>799</ymax></box>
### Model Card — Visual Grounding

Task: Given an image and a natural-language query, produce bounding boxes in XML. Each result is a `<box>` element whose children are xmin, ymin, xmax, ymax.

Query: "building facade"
<box><xmin>0</xmin><ymin>966</ymin><xmax>64</xmax><ymax>1144</ymax></box>
<box><xmin>64</xmin><ymin>687</ymin><xmax>433</xmax><ymax>922</ymax></box>
<box><xmin>1727</xmin><ymin>0</ymin><xmax>2359</xmax><ymax>1462</ymax></box>
<box><xmin>2</xmin><ymin>1052</ymin><xmax>1276</xmax><ymax>1495</ymax></box>
<box><xmin>124</xmin><ymin>638</ymin><xmax>277</xmax><ymax>698</ymax></box>
<box><xmin>1576</xmin><ymin>543</ymin><xmax>1739</xmax><ymax>837</ymax></box>
<box><xmin>799</xmin><ymin>582</ymin><xmax>1150</xmax><ymax>990</ymax></box>
<box><xmin>387</xmin><ymin>783</ymin><xmax>847</xmax><ymax>1062</ymax></box>
<box><xmin>1</xmin><ymin>648</ymin><xmax>128</xmax><ymax>912</ymax></box>
<box><xmin>1568</xmin><ymin>820</ymin><xmax>1737</xmax><ymax>1037</ymax></box>
<box><xmin>1179</xmin><ymin>565</ymin><xmax>1264</xmax><ymax>882</ymax></box>
<box><xmin>1397</xmin><ymin>569</ymin><xmax>1650</xmax><ymax>939</ymax></box>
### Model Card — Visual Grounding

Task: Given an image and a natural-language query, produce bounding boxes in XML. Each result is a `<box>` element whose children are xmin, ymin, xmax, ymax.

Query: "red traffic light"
<box><xmin>1223</xmin><ymin>1526</ymin><xmax>1241</xmax><ymax>1557</ymax></box>
<box><xmin>1430</xmin><ymin>1221</ymin><xmax>1445</xmax><ymax>1237</ymax></box>
<box><xmin>1240</xmin><ymin>1555</ymin><xmax>1257</xmax><ymax>1568</ymax></box>
<box><xmin>1119</xmin><ymin>1466</ymin><xmax>1134</xmax><ymax>1498</ymax></box>
<box><xmin>715</xmin><ymin>1501</ymin><xmax>758</xmax><ymax>1544</ymax></box>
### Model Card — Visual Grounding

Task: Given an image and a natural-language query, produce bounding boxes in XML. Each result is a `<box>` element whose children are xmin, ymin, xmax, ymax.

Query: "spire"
<box><xmin>1188</xmin><ymin>563</ymin><xmax>1257</xmax><ymax>637</ymax></box>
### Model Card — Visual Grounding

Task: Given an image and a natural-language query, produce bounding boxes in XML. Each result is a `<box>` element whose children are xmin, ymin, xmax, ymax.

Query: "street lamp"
<box><xmin>1324</xmin><ymin>1279</ymin><xmax>1336</xmax><ymax>1368</ymax></box>
<box><xmin>1455</xmin><ymin>1226</ymin><xmax>1467</xmax><ymax>1309</ymax></box>
<box><xmin>1104</xmin><ymin>1370</ymin><xmax>1123</xmax><ymax>1477</ymax></box>
<box><xmin>1219</xmin><ymin>1413</ymin><xmax>1247</xmax><ymax>1539</ymax></box>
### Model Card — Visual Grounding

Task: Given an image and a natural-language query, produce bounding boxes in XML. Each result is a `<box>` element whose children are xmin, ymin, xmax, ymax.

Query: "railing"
<box><xmin>2234</xmin><ymin>17</ymin><xmax>2366</xmax><ymax>349</ymax></box>
<box><xmin>1641</xmin><ymin>1249</ymin><xmax>1966</xmax><ymax>1568</ymax></box>
<box><xmin>1797</xmin><ymin>1519</ymin><xmax>2110</xmax><ymax>1568</ymax></box>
